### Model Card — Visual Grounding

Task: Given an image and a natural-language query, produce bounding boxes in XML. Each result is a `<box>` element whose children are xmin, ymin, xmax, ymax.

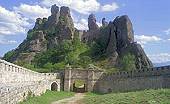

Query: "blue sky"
<box><xmin>0</xmin><ymin>0</ymin><xmax>170</xmax><ymax>64</ymax></box>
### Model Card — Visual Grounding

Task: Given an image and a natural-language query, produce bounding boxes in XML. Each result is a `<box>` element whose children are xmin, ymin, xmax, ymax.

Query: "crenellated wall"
<box><xmin>64</xmin><ymin>65</ymin><xmax>170</xmax><ymax>94</ymax></box>
<box><xmin>1</xmin><ymin>58</ymin><xmax>170</xmax><ymax>103</ymax></box>
<box><xmin>94</xmin><ymin>66</ymin><xmax>170</xmax><ymax>93</ymax></box>
<box><xmin>0</xmin><ymin>59</ymin><xmax>60</xmax><ymax>104</ymax></box>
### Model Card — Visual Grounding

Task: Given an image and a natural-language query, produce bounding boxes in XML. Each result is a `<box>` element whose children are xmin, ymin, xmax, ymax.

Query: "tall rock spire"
<box><xmin>114</xmin><ymin>15</ymin><xmax>134</xmax><ymax>51</ymax></box>
<box><xmin>57</xmin><ymin>6</ymin><xmax>74</xmax><ymax>40</ymax></box>
<box><xmin>102</xmin><ymin>18</ymin><xmax>108</xmax><ymax>27</ymax></box>
<box><xmin>45</xmin><ymin>4</ymin><xmax>60</xmax><ymax>28</ymax></box>
<box><xmin>88</xmin><ymin>14</ymin><xmax>99</xmax><ymax>31</ymax></box>
<box><xmin>51</xmin><ymin>4</ymin><xmax>59</xmax><ymax>15</ymax></box>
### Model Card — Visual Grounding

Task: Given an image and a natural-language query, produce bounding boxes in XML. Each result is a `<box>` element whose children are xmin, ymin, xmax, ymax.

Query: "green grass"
<box><xmin>83</xmin><ymin>89</ymin><xmax>170</xmax><ymax>104</ymax></box>
<box><xmin>20</xmin><ymin>90</ymin><xmax>74</xmax><ymax>104</ymax></box>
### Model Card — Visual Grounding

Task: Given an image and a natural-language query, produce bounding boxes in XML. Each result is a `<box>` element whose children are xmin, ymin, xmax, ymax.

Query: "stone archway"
<box><xmin>51</xmin><ymin>82</ymin><xmax>59</xmax><ymax>91</ymax></box>
<box><xmin>73</xmin><ymin>83</ymin><xmax>86</xmax><ymax>93</ymax></box>
<box><xmin>73</xmin><ymin>80</ymin><xmax>86</xmax><ymax>93</ymax></box>
<box><xmin>64</xmin><ymin>69</ymin><xmax>103</xmax><ymax>92</ymax></box>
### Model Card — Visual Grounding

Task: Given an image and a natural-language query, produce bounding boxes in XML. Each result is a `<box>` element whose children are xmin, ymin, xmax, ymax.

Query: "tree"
<box><xmin>3</xmin><ymin>50</ymin><xmax>16</xmax><ymax>62</ymax></box>
<box><xmin>78</xmin><ymin>56</ymin><xmax>92</xmax><ymax>68</ymax></box>
<box><xmin>121</xmin><ymin>53</ymin><xmax>136</xmax><ymax>71</ymax></box>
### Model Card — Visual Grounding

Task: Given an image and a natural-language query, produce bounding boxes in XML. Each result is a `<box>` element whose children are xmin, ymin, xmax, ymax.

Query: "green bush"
<box><xmin>53</xmin><ymin>62</ymin><xmax>66</xmax><ymax>71</ymax></box>
<box><xmin>120</xmin><ymin>53</ymin><xmax>136</xmax><ymax>71</ymax></box>
<box><xmin>78</xmin><ymin>56</ymin><xmax>92</xmax><ymax>68</ymax></box>
<box><xmin>3</xmin><ymin>50</ymin><xmax>16</xmax><ymax>62</ymax></box>
<box><xmin>43</xmin><ymin>62</ymin><xmax>53</xmax><ymax>69</ymax></box>
<box><xmin>27</xmin><ymin>30</ymin><xmax>37</xmax><ymax>40</ymax></box>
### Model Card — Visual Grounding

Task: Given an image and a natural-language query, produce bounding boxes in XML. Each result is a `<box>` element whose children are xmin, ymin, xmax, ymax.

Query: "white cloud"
<box><xmin>41</xmin><ymin>0</ymin><xmax>119</xmax><ymax>14</ymax></box>
<box><xmin>74</xmin><ymin>18</ymin><xmax>88</xmax><ymax>30</ymax></box>
<box><xmin>101</xmin><ymin>2</ymin><xmax>119</xmax><ymax>12</ymax></box>
<box><xmin>164</xmin><ymin>28</ymin><xmax>170</xmax><ymax>35</ymax></box>
<box><xmin>168</xmin><ymin>39</ymin><xmax>170</xmax><ymax>41</ymax></box>
<box><xmin>41</xmin><ymin>0</ymin><xmax>100</xmax><ymax>14</ymax></box>
<box><xmin>14</xmin><ymin>4</ymin><xmax>50</xmax><ymax>21</ymax></box>
<box><xmin>0</xmin><ymin>36</ymin><xmax>17</xmax><ymax>45</ymax></box>
<box><xmin>135</xmin><ymin>35</ymin><xmax>162</xmax><ymax>45</ymax></box>
<box><xmin>0</xmin><ymin>6</ymin><xmax>30</xmax><ymax>36</ymax></box>
<box><xmin>96</xmin><ymin>22</ymin><xmax>102</xmax><ymax>27</ymax></box>
<box><xmin>72</xmin><ymin>11</ymin><xmax>101</xmax><ymax>30</ymax></box>
<box><xmin>0</xmin><ymin>40</ymin><xmax>17</xmax><ymax>45</ymax></box>
<box><xmin>74</xmin><ymin>19</ymin><xmax>102</xmax><ymax>30</ymax></box>
<box><xmin>148</xmin><ymin>53</ymin><xmax>170</xmax><ymax>63</ymax></box>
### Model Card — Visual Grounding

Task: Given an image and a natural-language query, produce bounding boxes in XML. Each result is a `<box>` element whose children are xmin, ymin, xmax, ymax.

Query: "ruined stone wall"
<box><xmin>95</xmin><ymin>66</ymin><xmax>170</xmax><ymax>93</ymax></box>
<box><xmin>0</xmin><ymin>59</ymin><xmax>60</xmax><ymax>104</ymax></box>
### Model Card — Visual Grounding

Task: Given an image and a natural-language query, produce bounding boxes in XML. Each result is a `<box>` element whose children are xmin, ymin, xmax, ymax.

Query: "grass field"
<box><xmin>83</xmin><ymin>89</ymin><xmax>170</xmax><ymax>104</ymax></box>
<box><xmin>20</xmin><ymin>90</ymin><xmax>74</xmax><ymax>104</ymax></box>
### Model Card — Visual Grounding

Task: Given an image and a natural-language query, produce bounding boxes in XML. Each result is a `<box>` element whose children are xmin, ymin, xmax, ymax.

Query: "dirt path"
<box><xmin>51</xmin><ymin>93</ymin><xmax>85</xmax><ymax>104</ymax></box>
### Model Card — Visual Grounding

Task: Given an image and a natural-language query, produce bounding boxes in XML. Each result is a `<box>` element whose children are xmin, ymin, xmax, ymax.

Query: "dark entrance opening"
<box><xmin>73</xmin><ymin>83</ymin><xmax>86</xmax><ymax>93</ymax></box>
<box><xmin>73</xmin><ymin>80</ymin><xmax>86</xmax><ymax>93</ymax></box>
<box><xmin>51</xmin><ymin>82</ymin><xmax>58</xmax><ymax>91</ymax></box>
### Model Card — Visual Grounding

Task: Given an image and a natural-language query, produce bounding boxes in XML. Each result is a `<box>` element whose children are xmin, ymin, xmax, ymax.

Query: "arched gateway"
<box><xmin>51</xmin><ymin>82</ymin><xmax>59</xmax><ymax>91</ymax></box>
<box><xmin>64</xmin><ymin>68</ymin><xmax>103</xmax><ymax>92</ymax></box>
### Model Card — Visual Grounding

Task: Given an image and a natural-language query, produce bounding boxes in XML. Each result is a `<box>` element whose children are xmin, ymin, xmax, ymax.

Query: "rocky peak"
<box><xmin>88</xmin><ymin>14</ymin><xmax>99</xmax><ymax>31</ymax></box>
<box><xmin>60</xmin><ymin>6</ymin><xmax>71</xmax><ymax>17</ymax></box>
<box><xmin>102</xmin><ymin>18</ymin><xmax>108</xmax><ymax>27</ymax></box>
<box><xmin>59</xmin><ymin>6</ymin><xmax>74</xmax><ymax>27</ymax></box>
<box><xmin>3</xmin><ymin>4</ymin><xmax>153</xmax><ymax>70</ymax></box>
<box><xmin>57</xmin><ymin>6</ymin><xmax>74</xmax><ymax>40</ymax></box>
<box><xmin>45</xmin><ymin>4</ymin><xmax>60</xmax><ymax>28</ymax></box>
<box><xmin>114</xmin><ymin>15</ymin><xmax>134</xmax><ymax>51</ymax></box>
<box><xmin>51</xmin><ymin>4</ymin><xmax>59</xmax><ymax>16</ymax></box>
<box><xmin>33</xmin><ymin>18</ymin><xmax>43</xmax><ymax>30</ymax></box>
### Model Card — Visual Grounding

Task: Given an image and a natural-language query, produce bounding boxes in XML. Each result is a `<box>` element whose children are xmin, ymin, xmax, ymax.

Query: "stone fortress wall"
<box><xmin>94</xmin><ymin>66</ymin><xmax>170</xmax><ymax>93</ymax></box>
<box><xmin>1</xmin><ymin>58</ymin><xmax>170</xmax><ymax>103</ymax></box>
<box><xmin>0</xmin><ymin>59</ymin><xmax>60</xmax><ymax>104</ymax></box>
<box><xmin>64</xmin><ymin>66</ymin><xmax>170</xmax><ymax>94</ymax></box>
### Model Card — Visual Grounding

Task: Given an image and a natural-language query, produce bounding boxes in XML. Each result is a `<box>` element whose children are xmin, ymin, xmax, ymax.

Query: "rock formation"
<box><xmin>3</xmin><ymin>5</ymin><xmax>75</xmax><ymax>64</ymax></box>
<box><xmin>102</xmin><ymin>18</ymin><xmax>108</xmax><ymax>27</ymax></box>
<box><xmin>82</xmin><ymin>14</ymin><xmax>152</xmax><ymax>69</ymax></box>
<box><xmin>3</xmin><ymin>5</ymin><xmax>153</xmax><ymax>69</ymax></box>
<box><xmin>82</xmin><ymin>14</ymin><xmax>100</xmax><ymax>43</ymax></box>
<box><xmin>88</xmin><ymin>14</ymin><xmax>99</xmax><ymax>31</ymax></box>
<box><xmin>114</xmin><ymin>15</ymin><xmax>134</xmax><ymax>52</ymax></box>
<box><xmin>45</xmin><ymin>4</ymin><xmax>59</xmax><ymax>28</ymax></box>
<box><xmin>57</xmin><ymin>6</ymin><xmax>75</xmax><ymax>40</ymax></box>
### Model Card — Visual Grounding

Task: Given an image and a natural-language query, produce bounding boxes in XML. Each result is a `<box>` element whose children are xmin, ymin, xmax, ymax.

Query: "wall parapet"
<box><xmin>0</xmin><ymin>59</ymin><xmax>60</xmax><ymax>84</ymax></box>
<box><xmin>101</xmin><ymin>65</ymin><xmax>170</xmax><ymax>80</ymax></box>
<box><xmin>0</xmin><ymin>59</ymin><xmax>61</xmax><ymax>104</ymax></box>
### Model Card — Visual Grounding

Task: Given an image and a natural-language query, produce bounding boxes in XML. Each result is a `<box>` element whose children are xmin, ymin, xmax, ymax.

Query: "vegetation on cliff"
<box><xmin>3</xmin><ymin>5</ymin><xmax>153</xmax><ymax>73</ymax></box>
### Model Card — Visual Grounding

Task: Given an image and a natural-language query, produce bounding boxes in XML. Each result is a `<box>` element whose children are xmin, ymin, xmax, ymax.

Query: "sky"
<box><xmin>0</xmin><ymin>0</ymin><xmax>170</xmax><ymax>64</ymax></box>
